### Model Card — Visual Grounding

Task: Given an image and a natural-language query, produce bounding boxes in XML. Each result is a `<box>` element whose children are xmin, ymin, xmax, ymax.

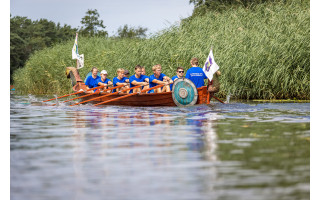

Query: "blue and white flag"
<box><xmin>203</xmin><ymin>49</ymin><xmax>219</xmax><ymax>82</ymax></box>
<box><xmin>72</xmin><ymin>33</ymin><xmax>79</xmax><ymax>59</ymax></box>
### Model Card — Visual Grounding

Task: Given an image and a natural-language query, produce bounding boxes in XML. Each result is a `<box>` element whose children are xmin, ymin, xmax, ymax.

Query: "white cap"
<box><xmin>101</xmin><ymin>70</ymin><xmax>108</xmax><ymax>75</ymax></box>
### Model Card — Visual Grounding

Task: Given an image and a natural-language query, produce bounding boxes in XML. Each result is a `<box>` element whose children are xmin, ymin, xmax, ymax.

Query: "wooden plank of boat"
<box><xmin>91</xmin><ymin>91</ymin><xmax>175</xmax><ymax>107</ymax></box>
<box><xmin>94</xmin><ymin>84</ymin><xmax>165</xmax><ymax>106</ymax></box>
<box><xmin>79</xmin><ymin>86</ymin><xmax>209</xmax><ymax>107</ymax></box>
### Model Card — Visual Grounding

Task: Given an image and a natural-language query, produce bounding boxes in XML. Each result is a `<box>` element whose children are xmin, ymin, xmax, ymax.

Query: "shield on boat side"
<box><xmin>172</xmin><ymin>78</ymin><xmax>198</xmax><ymax>106</ymax></box>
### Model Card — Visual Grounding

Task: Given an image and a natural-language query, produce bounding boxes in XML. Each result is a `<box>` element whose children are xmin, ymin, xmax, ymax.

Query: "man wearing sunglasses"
<box><xmin>170</xmin><ymin>67</ymin><xmax>185</xmax><ymax>91</ymax></box>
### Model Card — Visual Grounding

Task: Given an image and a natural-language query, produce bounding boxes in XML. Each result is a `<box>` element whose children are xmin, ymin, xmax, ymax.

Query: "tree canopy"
<box><xmin>79</xmin><ymin>9</ymin><xmax>108</xmax><ymax>37</ymax></box>
<box><xmin>10</xmin><ymin>15</ymin><xmax>77</xmax><ymax>83</ymax></box>
<box><xmin>116</xmin><ymin>24</ymin><xmax>148</xmax><ymax>39</ymax></box>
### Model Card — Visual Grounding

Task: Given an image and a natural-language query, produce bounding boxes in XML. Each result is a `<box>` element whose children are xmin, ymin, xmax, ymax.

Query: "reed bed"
<box><xmin>13</xmin><ymin>1</ymin><xmax>309</xmax><ymax>99</ymax></box>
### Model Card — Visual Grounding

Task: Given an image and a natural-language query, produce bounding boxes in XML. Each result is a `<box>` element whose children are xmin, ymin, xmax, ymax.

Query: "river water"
<box><xmin>10</xmin><ymin>95</ymin><xmax>310</xmax><ymax>200</ymax></box>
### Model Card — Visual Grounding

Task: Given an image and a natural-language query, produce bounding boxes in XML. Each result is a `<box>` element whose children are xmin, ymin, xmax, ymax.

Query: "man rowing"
<box><xmin>85</xmin><ymin>67</ymin><xmax>100</xmax><ymax>93</ymax></box>
<box><xmin>98</xmin><ymin>70</ymin><xmax>113</xmax><ymax>93</ymax></box>
<box><xmin>113</xmin><ymin>68</ymin><xmax>130</xmax><ymax>94</ymax></box>
<box><xmin>170</xmin><ymin>66</ymin><xmax>185</xmax><ymax>91</ymax></box>
<box><xmin>149</xmin><ymin>64</ymin><xmax>173</xmax><ymax>93</ymax></box>
<box><xmin>129</xmin><ymin>65</ymin><xmax>149</xmax><ymax>93</ymax></box>
<box><xmin>141</xmin><ymin>66</ymin><xmax>149</xmax><ymax>83</ymax></box>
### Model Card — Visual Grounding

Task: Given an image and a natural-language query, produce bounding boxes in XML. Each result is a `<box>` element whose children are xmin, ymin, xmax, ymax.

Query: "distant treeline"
<box><xmin>13</xmin><ymin>0</ymin><xmax>309</xmax><ymax>99</ymax></box>
<box><xmin>10</xmin><ymin>16</ymin><xmax>77</xmax><ymax>82</ymax></box>
<box><xmin>10</xmin><ymin>9</ymin><xmax>148</xmax><ymax>83</ymax></box>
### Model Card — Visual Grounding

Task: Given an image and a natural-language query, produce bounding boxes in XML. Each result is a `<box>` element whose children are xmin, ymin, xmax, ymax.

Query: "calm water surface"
<box><xmin>10</xmin><ymin>95</ymin><xmax>310</xmax><ymax>200</ymax></box>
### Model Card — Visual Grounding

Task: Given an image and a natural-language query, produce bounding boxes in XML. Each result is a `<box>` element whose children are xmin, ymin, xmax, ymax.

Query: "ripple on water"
<box><xmin>10</xmin><ymin>95</ymin><xmax>310</xmax><ymax>200</ymax></box>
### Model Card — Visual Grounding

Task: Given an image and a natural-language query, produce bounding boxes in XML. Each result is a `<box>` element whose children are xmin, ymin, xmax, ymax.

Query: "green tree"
<box><xmin>79</xmin><ymin>9</ymin><xmax>108</xmax><ymax>37</ymax></box>
<box><xmin>117</xmin><ymin>24</ymin><xmax>148</xmax><ymax>38</ymax></box>
<box><xmin>10</xmin><ymin>15</ymin><xmax>77</xmax><ymax>83</ymax></box>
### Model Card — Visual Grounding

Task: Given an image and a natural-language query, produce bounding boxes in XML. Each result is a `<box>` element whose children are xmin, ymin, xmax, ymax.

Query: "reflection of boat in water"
<box><xmin>66</xmin><ymin>67</ymin><xmax>210</xmax><ymax>107</ymax></box>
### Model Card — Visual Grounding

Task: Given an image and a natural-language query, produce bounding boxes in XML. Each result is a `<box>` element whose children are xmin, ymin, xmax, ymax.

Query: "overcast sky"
<box><xmin>10</xmin><ymin>0</ymin><xmax>195</xmax><ymax>36</ymax></box>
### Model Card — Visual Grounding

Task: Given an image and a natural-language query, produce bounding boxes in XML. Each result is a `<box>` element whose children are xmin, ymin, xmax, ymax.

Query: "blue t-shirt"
<box><xmin>98</xmin><ymin>77</ymin><xmax>111</xmax><ymax>84</ymax></box>
<box><xmin>149</xmin><ymin>73</ymin><xmax>167</xmax><ymax>88</ymax></box>
<box><xmin>85</xmin><ymin>75</ymin><xmax>101</xmax><ymax>89</ymax></box>
<box><xmin>129</xmin><ymin>74</ymin><xmax>148</xmax><ymax>88</ymax></box>
<box><xmin>141</xmin><ymin>75</ymin><xmax>149</xmax><ymax>81</ymax></box>
<box><xmin>185</xmin><ymin>67</ymin><xmax>207</xmax><ymax>88</ymax></box>
<box><xmin>170</xmin><ymin>75</ymin><xmax>179</xmax><ymax>91</ymax></box>
<box><xmin>113</xmin><ymin>77</ymin><xmax>128</xmax><ymax>92</ymax></box>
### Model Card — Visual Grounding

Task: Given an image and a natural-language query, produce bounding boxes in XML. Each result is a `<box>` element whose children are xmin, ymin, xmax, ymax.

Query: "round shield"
<box><xmin>172</xmin><ymin>78</ymin><xmax>198</xmax><ymax>106</ymax></box>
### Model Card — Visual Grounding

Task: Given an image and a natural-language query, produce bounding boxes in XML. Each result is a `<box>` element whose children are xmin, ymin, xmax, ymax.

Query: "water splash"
<box><xmin>226</xmin><ymin>94</ymin><xmax>231</xmax><ymax>104</ymax></box>
<box><xmin>28</xmin><ymin>94</ymin><xmax>38</xmax><ymax>102</ymax></box>
<box><xmin>54</xmin><ymin>94</ymin><xmax>59</xmax><ymax>106</ymax></box>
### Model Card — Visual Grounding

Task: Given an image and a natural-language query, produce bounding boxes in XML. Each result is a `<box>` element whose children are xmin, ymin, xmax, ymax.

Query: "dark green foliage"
<box><xmin>10</xmin><ymin>15</ymin><xmax>77</xmax><ymax>83</ymax></box>
<box><xmin>79</xmin><ymin>9</ymin><xmax>108</xmax><ymax>37</ymax></box>
<box><xmin>116</xmin><ymin>24</ymin><xmax>148</xmax><ymax>38</ymax></box>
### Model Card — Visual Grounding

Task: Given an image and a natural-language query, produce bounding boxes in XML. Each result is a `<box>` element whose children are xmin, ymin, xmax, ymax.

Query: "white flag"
<box><xmin>77</xmin><ymin>54</ymin><xmax>84</xmax><ymax>69</ymax></box>
<box><xmin>72</xmin><ymin>33</ymin><xmax>79</xmax><ymax>59</ymax></box>
<box><xmin>203</xmin><ymin>49</ymin><xmax>219</xmax><ymax>82</ymax></box>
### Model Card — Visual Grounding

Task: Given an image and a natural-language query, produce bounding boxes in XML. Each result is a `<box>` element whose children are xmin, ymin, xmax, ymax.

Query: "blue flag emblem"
<box><xmin>205</xmin><ymin>57</ymin><xmax>213</xmax><ymax>72</ymax></box>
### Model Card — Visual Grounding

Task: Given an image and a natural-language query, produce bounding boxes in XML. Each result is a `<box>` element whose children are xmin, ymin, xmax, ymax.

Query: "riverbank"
<box><xmin>13</xmin><ymin>1</ymin><xmax>309</xmax><ymax>100</ymax></box>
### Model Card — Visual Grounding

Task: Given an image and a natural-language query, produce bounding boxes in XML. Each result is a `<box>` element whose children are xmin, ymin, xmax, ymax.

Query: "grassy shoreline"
<box><xmin>13</xmin><ymin>1</ymin><xmax>309</xmax><ymax>100</ymax></box>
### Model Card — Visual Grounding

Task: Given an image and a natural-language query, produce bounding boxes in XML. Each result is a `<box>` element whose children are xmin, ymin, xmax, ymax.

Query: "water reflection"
<box><xmin>66</xmin><ymin>105</ymin><xmax>221</xmax><ymax>200</ymax></box>
<box><xmin>10</xmin><ymin>95</ymin><xmax>309</xmax><ymax>200</ymax></box>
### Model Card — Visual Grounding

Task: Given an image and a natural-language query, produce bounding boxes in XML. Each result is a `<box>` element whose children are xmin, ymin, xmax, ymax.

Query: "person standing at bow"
<box><xmin>113</xmin><ymin>68</ymin><xmax>130</xmax><ymax>93</ymax></box>
<box><xmin>185</xmin><ymin>57</ymin><xmax>208</xmax><ymax>88</ymax></box>
<box><xmin>85</xmin><ymin>67</ymin><xmax>100</xmax><ymax>93</ymax></box>
<box><xmin>129</xmin><ymin>65</ymin><xmax>149</xmax><ymax>93</ymax></box>
<box><xmin>98</xmin><ymin>70</ymin><xmax>113</xmax><ymax>93</ymax></box>
<box><xmin>170</xmin><ymin>67</ymin><xmax>185</xmax><ymax>91</ymax></box>
<box><xmin>149</xmin><ymin>64</ymin><xmax>173</xmax><ymax>93</ymax></box>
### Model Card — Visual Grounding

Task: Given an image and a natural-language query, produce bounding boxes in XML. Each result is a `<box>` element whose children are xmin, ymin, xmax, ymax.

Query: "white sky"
<box><xmin>10</xmin><ymin>0</ymin><xmax>195</xmax><ymax>36</ymax></box>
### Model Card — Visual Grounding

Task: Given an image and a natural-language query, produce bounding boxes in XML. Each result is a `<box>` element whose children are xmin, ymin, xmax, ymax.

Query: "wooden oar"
<box><xmin>212</xmin><ymin>95</ymin><xmax>225</xmax><ymax>104</ymax></box>
<box><xmin>94</xmin><ymin>84</ymin><xmax>164</xmax><ymax>106</ymax></box>
<box><xmin>51</xmin><ymin>91</ymin><xmax>97</xmax><ymax>106</ymax></box>
<box><xmin>51</xmin><ymin>84</ymin><xmax>115</xmax><ymax>106</ymax></box>
<box><xmin>43</xmin><ymin>85</ymin><xmax>105</xmax><ymax>102</ymax></box>
<box><xmin>69</xmin><ymin>85</ymin><xmax>124</xmax><ymax>106</ymax></box>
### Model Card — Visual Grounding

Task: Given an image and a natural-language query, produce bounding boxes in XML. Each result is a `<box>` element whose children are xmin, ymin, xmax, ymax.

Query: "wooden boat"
<box><xmin>66</xmin><ymin>67</ymin><xmax>210</xmax><ymax>107</ymax></box>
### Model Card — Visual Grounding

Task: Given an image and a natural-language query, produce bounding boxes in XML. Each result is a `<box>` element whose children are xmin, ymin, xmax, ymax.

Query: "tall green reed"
<box><xmin>13</xmin><ymin>1</ymin><xmax>309</xmax><ymax>99</ymax></box>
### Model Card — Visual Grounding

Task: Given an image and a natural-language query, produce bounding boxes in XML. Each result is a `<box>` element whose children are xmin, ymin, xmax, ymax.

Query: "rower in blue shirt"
<box><xmin>113</xmin><ymin>68</ymin><xmax>130</xmax><ymax>93</ymax></box>
<box><xmin>97</xmin><ymin>70</ymin><xmax>113</xmax><ymax>93</ymax></box>
<box><xmin>129</xmin><ymin>65</ymin><xmax>149</xmax><ymax>93</ymax></box>
<box><xmin>185</xmin><ymin>57</ymin><xmax>208</xmax><ymax>88</ymax></box>
<box><xmin>170</xmin><ymin>67</ymin><xmax>185</xmax><ymax>91</ymax></box>
<box><xmin>85</xmin><ymin>67</ymin><xmax>100</xmax><ymax>93</ymax></box>
<box><xmin>149</xmin><ymin>64</ymin><xmax>173</xmax><ymax>93</ymax></box>
<box><xmin>141</xmin><ymin>66</ymin><xmax>149</xmax><ymax>83</ymax></box>
<box><xmin>141</xmin><ymin>66</ymin><xmax>153</xmax><ymax>93</ymax></box>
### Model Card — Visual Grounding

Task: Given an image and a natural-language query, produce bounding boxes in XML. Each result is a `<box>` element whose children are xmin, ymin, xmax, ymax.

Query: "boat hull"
<box><xmin>78</xmin><ymin>86</ymin><xmax>209</xmax><ymax>107</ymax></box>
